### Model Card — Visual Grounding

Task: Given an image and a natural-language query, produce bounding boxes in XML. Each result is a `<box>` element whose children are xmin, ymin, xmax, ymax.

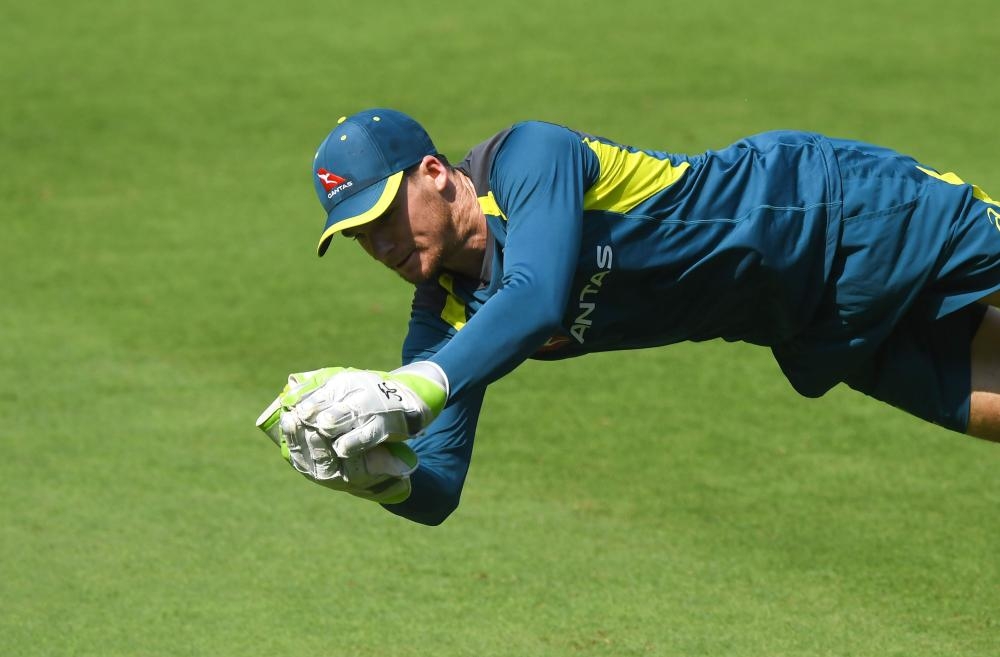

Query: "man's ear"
<box><xmin>417</xmin><ymin>155</ymin><xmax>450</xmax><ymax>192</ymax></box>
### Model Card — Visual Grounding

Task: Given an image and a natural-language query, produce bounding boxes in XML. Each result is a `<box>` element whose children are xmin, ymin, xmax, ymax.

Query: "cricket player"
<box><xmin>257</xmin><ymin>108</ymin><xmax>1000</xmax><ymax>525</ymax></box>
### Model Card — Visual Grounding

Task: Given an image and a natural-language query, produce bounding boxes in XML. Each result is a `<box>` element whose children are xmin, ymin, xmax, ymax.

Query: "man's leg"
<box><xmin>839</xmin><ymin>301</ymin><xmax>988</xmax><ymax>437</ymax></box>
<box><xmin>967</xmin><ymin>295</ymin><xmax>1000</xmax><ymax>441</ymax></box>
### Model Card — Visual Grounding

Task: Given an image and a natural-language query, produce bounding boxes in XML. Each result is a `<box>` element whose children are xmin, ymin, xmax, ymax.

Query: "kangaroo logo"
<box><xmin>535</xmin><ymin>335</ymin><xmax>571</xmax><ymax>354</ymax></box>
<box><xmin>316</xmin><ymin>168</ymin><xmax>348</xmax><ymax>192</ymax></box>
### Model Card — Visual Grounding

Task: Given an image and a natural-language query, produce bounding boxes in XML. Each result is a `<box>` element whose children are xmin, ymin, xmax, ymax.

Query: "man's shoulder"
<box><xmin>457</xmin><ymin>122</ymin><xmax>586</xmax><ymax>188</ymax></box>
<box><xmin>455</xmin><ymin>126</ymin><xmax>516</xmax><ymax>190</ymax></box>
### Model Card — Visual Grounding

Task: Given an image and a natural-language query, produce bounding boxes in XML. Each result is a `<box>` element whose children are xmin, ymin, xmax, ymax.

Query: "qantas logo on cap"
<box><xmin>316</xmin><ymin>168</ymin><xmax>347</xmax><ymax>191</ymax></box>
<box><xmin>317</xmin><ymin>168</ymin><xmax>353</xmax><ymax>199</ymax></box>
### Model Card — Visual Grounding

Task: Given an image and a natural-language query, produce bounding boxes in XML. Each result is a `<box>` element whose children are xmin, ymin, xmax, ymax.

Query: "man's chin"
<box><xmin>394</xmin><ymin>253</ymin><xmax>441</xmax><ymax>285</ymax></box>
<box><xmin>395</xmin><ymin>264</ymin><xmax>436</xmax><ymax>285</ymax></box>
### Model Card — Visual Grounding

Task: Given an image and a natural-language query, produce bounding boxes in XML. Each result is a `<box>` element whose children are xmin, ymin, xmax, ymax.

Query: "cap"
<box><xmin>312</xmin><ymin>108</ymin><xmax>437</xmax><ymax>256</ymax></box>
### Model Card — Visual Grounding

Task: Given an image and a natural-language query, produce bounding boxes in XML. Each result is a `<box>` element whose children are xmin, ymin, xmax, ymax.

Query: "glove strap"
<box><xmin>389</xmin><ymin>361</ymin><xmax>450</xmax><ymax>417</ymax></box>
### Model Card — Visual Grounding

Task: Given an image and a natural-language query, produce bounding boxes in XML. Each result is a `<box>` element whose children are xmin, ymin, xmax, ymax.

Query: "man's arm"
<box><xmin>381</xmin><ymin>384</ymin><xmax>485</xmax><ymax>525</ymax></box>
<box><xmin>376</xmin><ymin>289</ymin><xmax>487</xmax><ymax>525</ymax></box>
<box><xmin>429</xmin><ymin>122</ymin><xmax>597</xmax><ymax>399</ymax></box>
<box><xmin>385</xmin><ymin>123</ymin><xmax>596</xmax><ymax>525</ymax></box>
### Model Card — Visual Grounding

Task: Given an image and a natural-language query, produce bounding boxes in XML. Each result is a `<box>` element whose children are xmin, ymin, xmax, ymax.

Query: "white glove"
<box><xmin>316</xmin><ymin>362</ymin><xmax>450</xmax><ymax>457</ymax></box>
<box><xmin>308</xmin><ymin>443</ymin><xmax>418</xmax><ymax>504</ymax></box>
<box><xmin>255</xmin><ymin>368</ymin><xmax>422</xmax><ymax>504</ymax></box>
<box><xmin>255</xmin><ymin>363</ymin><xmax>448</xmax><ymax>501</ymax></box>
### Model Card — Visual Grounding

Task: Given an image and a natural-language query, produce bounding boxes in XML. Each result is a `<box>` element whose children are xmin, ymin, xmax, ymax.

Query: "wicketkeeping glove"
<box><xmin>255</xmin><ymin>362</ymin><xmax>448</xmax><ymax>502</ymax></box>
<box><xmin>315</xmin><ymin>361</ymin><xmax>450</xmax><ymax>457</ymax></box>
<box><xmin>255</xmin><ymin>368</ymin><xmax>420</xmax><ymax>504</ymax></box>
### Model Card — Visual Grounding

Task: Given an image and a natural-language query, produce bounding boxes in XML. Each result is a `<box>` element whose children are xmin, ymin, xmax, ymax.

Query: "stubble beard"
<box><xmin>396</xmin><ymin>208</ymin><xmax>458</xmax><ymax>286</ymax></box>
<box><xmin>395</xmin><ymin>244</ymin><xmax>445</xmax><ymax>285</ymax></box>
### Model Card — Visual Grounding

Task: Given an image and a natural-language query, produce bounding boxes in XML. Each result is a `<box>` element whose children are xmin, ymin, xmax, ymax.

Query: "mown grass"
<box><xmin>2</xmin><ymin>1</ymin><xmax>999</xmax><ymax>655</ymax></box>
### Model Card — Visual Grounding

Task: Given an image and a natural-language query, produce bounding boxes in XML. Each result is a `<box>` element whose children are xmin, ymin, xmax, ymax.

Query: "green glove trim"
<box><xmin>388</xmin><ymin>372</ymin><xmax>448</xmax><ymax>418</ymax></box>
<box><xmin>279</xmin><ymin>367</ymin><xmax>352</xmax><ymax>407</ymax></box>
<box><xmin>256</xmin><ymin>367</ymin><xmax>353</xmax><ymax>446</ymax></box>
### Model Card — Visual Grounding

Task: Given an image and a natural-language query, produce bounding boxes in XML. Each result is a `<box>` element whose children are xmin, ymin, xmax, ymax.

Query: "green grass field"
<box><xmin>3</xmin><ymin>1</ymin><xmax>1000</xmax><ymax>655</ymax></box>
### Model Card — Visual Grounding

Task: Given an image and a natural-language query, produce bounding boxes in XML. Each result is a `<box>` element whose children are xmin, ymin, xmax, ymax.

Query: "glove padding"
<box><xmin>311</xmin><ymin>442</ymin><xmax>418</xmax><ymax>504</ymax></box>
<box><xmin>319</xmin><ymin>362</ymin><xmax>449</xmax><ymax>457</ymax></box>
<box><xmin>255</xmin><ymin>368</ymin><xmax>418</xmax><ymax>503</ymax></box>
<box><xmin>255</xmin><ymin>363</ymin><xmax>448</xmax><ymax>502</ymax></box>
<box><xmin>266</xmin><ymin>362</ymin><xmax>448</xmax><ymax>458</ymax></box>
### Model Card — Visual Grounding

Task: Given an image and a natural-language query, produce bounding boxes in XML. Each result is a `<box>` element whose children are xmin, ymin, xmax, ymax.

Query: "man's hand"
<box><xmin>254</xmin><ymin>362</ymin><xmax>448</xmax><ymax>501</ymax></box>
<box><xmin>320</xmin><ymin>361</ymin><xmax>450</xmax><ymax>457</ymax></box>
<box><xmin>265</xmin><ymin>362</ymin><xmax>448</xmax><ymax>456</ymax></box>
<box><xmin>255</xmin><ymin>370</ymin><xmax>420</xmax><ymax>504</ymax></box>
<box><xmin>309</xmin><ymin>443</ymin><xmax>418</xmax><ymax>504</ymax></box>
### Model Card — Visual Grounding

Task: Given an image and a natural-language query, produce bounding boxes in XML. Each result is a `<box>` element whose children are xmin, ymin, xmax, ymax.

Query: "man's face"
<box><xmin>342</xmin><ymin>170</ymin><xmax>454</xmax><ymax>285</ymax></box>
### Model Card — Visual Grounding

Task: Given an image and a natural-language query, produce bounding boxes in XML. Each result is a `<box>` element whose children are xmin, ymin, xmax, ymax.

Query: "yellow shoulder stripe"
<box><xmin>477</xmin><ymin>192</ymin><xmax>507</xmax><ymax>220</ymax></box>
<box><xmin>917</xmin><ymin>165</ymin><xmax>999</xmax><ymax>207</ymax></box>
<box><xmin>437</xmin><ymin>273</ymin><xmax>467</xmax><ymax>330</ymax></box>
<box><xmin>583</xmin><ymin>138</ymin><xmax>690</xmax><ymax>213</ymax></box>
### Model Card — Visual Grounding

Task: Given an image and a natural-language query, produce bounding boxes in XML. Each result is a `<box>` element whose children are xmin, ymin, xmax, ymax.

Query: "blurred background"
<box><xmin>2</xmin><ymin>1</ymin><xmax>999</xmax><ymax>655</ymax></box>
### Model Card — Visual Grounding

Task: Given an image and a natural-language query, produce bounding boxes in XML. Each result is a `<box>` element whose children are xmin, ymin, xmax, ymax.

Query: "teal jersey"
<box><xmin>407</xmin><ymin>122</ymin><xmax>841</xmax><ymax>390</ymax></box>
<box><xmin>391</xmin><ymin>122</ymin><xmax>845</xmax><ymax>524</ymax></box>
<box><xmin>387</xmin><ymin>121</ymin><xmax>1000</xmax><ymax>525</ymax></box>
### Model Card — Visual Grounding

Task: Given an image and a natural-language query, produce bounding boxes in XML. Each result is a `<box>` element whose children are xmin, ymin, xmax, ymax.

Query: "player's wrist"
<box><xmin>388</xmin><ymin>361</ymin><xmax>450</xmax><ymax>420</ymax></box>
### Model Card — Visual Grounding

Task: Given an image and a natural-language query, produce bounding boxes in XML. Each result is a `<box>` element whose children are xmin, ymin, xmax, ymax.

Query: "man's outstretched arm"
<box><xmin>380</xmin><ymin>385</ymin><xmax>486</xmax><ymax>525</ymax></box>
<box><xmin>429</xmin><ymin>122</ymin><xmax>595</xmax><ymax>398</ymax></box>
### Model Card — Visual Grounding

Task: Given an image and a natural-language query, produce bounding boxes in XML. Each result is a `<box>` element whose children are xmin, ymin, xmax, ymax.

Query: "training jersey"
<box><xmin>407</xmin><ymin>122</ymin><xmax>842</xmax><ymax>393</ymax></box>
<box><xmin>389</xmin><ymin>122</ymin><xmax>846</xmax><ymax>524</ymax></box>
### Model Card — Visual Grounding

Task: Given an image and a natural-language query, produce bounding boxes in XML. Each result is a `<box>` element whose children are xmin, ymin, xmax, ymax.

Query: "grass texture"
<box><xmin>2</xmin><ymin>1</ymin><xmax>999</xmax><ymax>655</ymax></box>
